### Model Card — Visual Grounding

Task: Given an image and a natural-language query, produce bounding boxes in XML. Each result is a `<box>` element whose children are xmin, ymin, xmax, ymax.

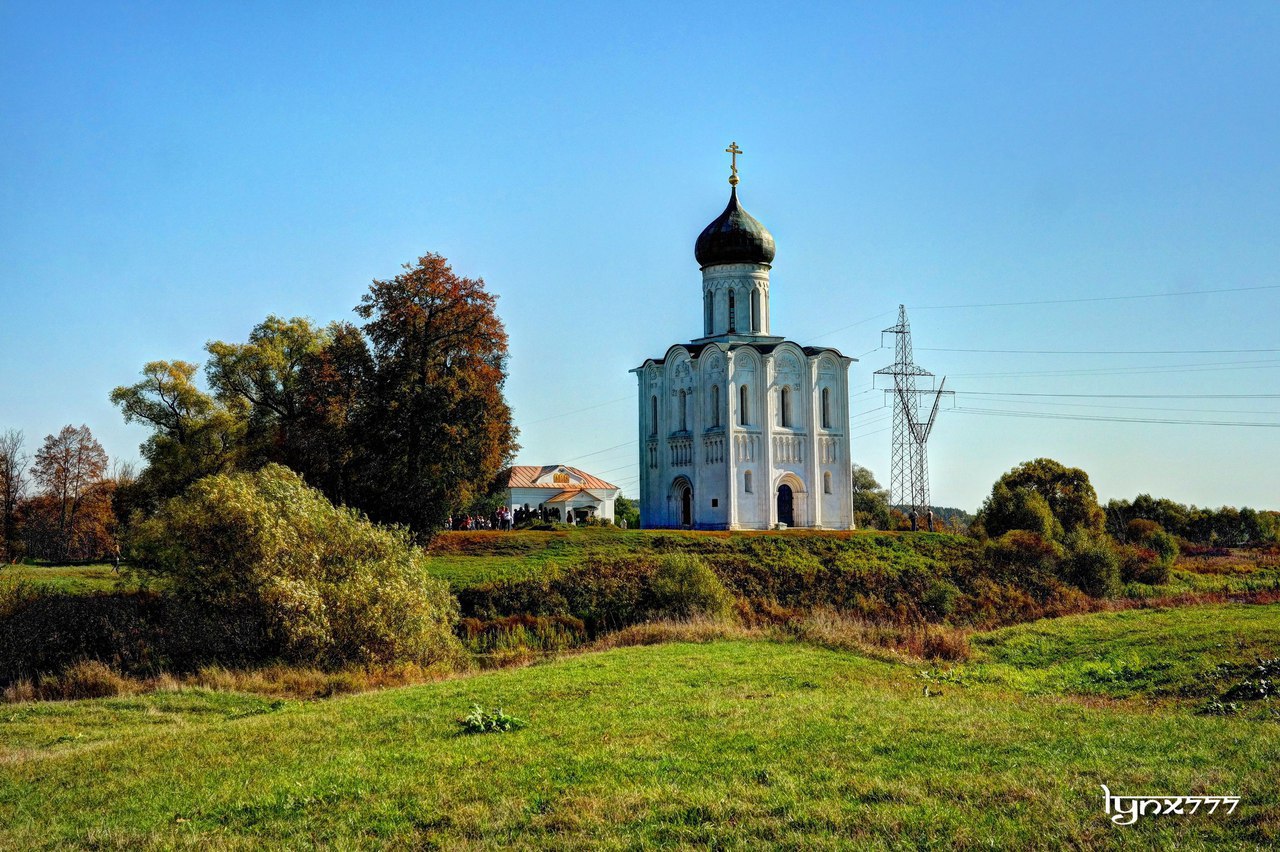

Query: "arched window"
<box><xmin>679</xmin><ymin>390</ymin><xmax>688</xmax><ymax>431</ymax></box>
<box><xmin>727</xmin><ymin>290</ymin><xmax>737</xmax><ymax>333</ymax></box>
<box><xmin>821</xmin><ymin>387</ymin><xmax>831</xmax><ymax>429</ymax></box>
<box><xmin>750</xmin><ymin>289</ymin><xmax>760</xmax><ymax>332</ymax></box>
<box><xmin>739</xmin><ymin>384</ymin><xmax>749</xmax><ymax>426</ymax></box>
<box><xmin>704</xmin><ymin>293</ymin><xmax>713</xmax><ymax>335</ymax></box>
<box><xmin>780</xmin><ymin>386</ymin><xmax>792</xmax><ymax>428</ymax></box>
<box><xmin>711</xmin><ymin>385</ymin><xmax>720</xmax><ymax>428</ymax></box>
<box><xmin>650</xmin><ymin>396</ymin><xmax>658</xmax><ymax>436</ymax></box>
<box><xmin>744</xmin><ymin>470</ymin><xmax>753</xmax><ymax>493</ymax></box>
<box><xmin>823</xmin><ymin>471</ymin><xmax>832</xmax><ymax>494</ymax></box>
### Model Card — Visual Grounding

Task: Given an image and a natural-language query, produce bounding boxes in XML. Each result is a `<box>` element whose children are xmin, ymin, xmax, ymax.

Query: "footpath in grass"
<box><xmin>3</xmin><ymin>625</ymin><xmax>1278</xmax><ymax>848</ymax></box>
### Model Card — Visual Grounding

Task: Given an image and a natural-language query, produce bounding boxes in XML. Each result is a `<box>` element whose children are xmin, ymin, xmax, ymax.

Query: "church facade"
<box><xmin>632</xmin><ymin>148</ymin><xmax>856</xmax><ymax>530</ymax></box>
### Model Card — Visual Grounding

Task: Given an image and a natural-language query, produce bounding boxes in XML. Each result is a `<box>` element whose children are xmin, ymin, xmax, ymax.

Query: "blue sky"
<box><xmin>2</xmin><ymin>2</ymin><xmax>1278</xmax><ymax>511</ymax></box>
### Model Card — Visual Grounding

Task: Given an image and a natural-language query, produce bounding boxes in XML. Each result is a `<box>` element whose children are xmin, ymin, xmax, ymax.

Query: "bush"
<box><xmin>0</xmin><ymin>586</ymin><xmax>265</xmax><ymax>685</ymax></box>
<box><xmin>131</xmin><ymin>464</ymin><xmax>463</xmax><ymax>669</ymax></box>
<box><xmin>649</xmin><ymin>554</ymin><xmax>735</xmax><ymax>621</ymax></box>
<box><xmin>1062</xmin><ymin>531</ymin><xmax>1121</xmax><ymax>598</ymax></box>
<box><xmin>1119</xmin><ymin>544</ymin><xmax>1170</xmax><ymax>585</ymax></box>
<box><xmin>983</xmin><ymin>531</ymin><xmax>1064</xmax><ymax>579</ymax></box>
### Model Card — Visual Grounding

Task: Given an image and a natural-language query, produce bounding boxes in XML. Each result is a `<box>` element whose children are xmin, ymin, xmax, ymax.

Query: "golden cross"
<box><xmin>725</xmin><ymin>141</ymin><xmax>742</xmax><ymax>185</ymax></box>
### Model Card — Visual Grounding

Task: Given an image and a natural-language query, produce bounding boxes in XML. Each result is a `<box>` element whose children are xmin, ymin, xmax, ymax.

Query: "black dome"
<box><xmin>694</xmin><ymin>187</ymin><xmax>776</xmax><ymax>268</ymax></box>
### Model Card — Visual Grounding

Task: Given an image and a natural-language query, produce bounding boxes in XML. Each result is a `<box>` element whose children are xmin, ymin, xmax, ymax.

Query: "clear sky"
<box><xmin>3</xmin><ymin>2</ymin><xmax>1278</xmax><ymax>512</ymax></box>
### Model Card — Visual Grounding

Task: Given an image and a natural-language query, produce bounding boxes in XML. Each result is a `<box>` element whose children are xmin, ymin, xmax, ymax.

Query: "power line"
<box><xmin>965</xmin><ymin>396</ymin><xmax>1280</xmax><ymax>416</ymax></box>
<box><xmin>563</xmin><ymin>440</ymin><xmax>637</xmax><ymax>464</ymax></box>
<box><xmin>522</xmin><ymin>395</ymin><xmax>631</xmax><ymax>425</ymax></box>
<box><xmin>950</xmin><ymin>359</ymin><xmax>1280</xmax><ymax>379</ymax></box>
<box><xmin>953</xmin><ymin>406</ymin><xmax>1280</xmax><ymax>428</ymax></box>
<box><xmin>963</xmin><ymin>391</ymin><xmax>1280</xmax><ymax>399</ymax></box>
<box><xmin>914</xmin><ymin>283</ymin><xmax>1280</xmax><ymax>311</ymax></box>
<box><xmin>920</xmin><ymin>346</ymin><xmax>1280</xmax><ymax>355</ymax></box>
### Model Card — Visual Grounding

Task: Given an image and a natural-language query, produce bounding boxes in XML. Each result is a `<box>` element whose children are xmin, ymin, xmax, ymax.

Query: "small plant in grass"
<box><xmin>1222</xmin><ymin>658</ymin><xmax>1280</xmax><ymax>701</ymax></box>
<box><xmin>459</xmin><ymin>703</ymin><xmax>526</xmax><ymax>733</ymax></box>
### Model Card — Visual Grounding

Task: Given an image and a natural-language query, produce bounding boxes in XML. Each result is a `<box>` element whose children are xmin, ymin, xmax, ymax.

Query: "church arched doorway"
<box><xmin>670</xmin><ymin>477</ymin><xmax>694</xmax><ymax>528</ymax></box>
<box><xmin>776</xmin><ymin>484</ymin><xmax>794</xmax><ymax>527</ymax></box>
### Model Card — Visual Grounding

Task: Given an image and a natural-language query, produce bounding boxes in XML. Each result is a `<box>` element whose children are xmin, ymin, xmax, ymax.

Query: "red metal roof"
<box><xmin>544</xmin><ymin>488</ymin><xmax>604</xmax><ymax>504</ymax></box>
<box><xmin>499</xmin><ymin>465</ymin><xmax>620</xmax><ymax>491</ymax></box>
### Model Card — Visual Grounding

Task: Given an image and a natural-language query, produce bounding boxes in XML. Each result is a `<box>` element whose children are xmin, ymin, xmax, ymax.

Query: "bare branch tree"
<box><xmin>32</xmin><ymin>425</ymin><xmax>108</xmax><ymax>561</ymax></box>
<box><xmin>0</xmin><ymin>429</ymin><xmax>28</xmax><ymax>562</ymax></box>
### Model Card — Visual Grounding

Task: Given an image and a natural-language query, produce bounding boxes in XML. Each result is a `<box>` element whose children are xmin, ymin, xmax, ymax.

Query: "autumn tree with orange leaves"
<box><xmin>28</xmin><ymin>424</ymin><xmax>114</xmax><ymax>561</ymax></box>
<box><xmin>114</xmin><ymin>253</ymin><xmax>516</xmax><ymax>536</ymax></box>
<box><xmin>355</xmin><ymin>254</ymin><xmax>518</xmax><ymax>534</ymax></box>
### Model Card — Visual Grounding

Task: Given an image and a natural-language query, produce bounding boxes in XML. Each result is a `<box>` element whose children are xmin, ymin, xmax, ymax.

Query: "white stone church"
<box><xmin>632</xmin><ymin>149</ymin><xmax>855</xmax><ymax>530</ymax></box>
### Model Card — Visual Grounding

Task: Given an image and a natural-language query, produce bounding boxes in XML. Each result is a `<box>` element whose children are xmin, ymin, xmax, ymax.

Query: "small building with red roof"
<box><xmin>497</xmin><ymin>465</ymin><xmax>622</xmax><ymax>524</ymax></box>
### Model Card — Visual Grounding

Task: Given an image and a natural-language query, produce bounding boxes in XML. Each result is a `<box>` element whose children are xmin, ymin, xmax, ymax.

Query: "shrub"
<box><xmin>0</xmin><ymin>589</ymin><xmax>255</xmax><ymax>685</ymax></box>
<box><xmin>1062</xmin><ymin>531</ymin><xmax>1121</xmax><ymax>598</ymax></box>
<box><xmin>1119</xmin><ymin>544</ymin><xmax>1170</xmax><ymax>586</ymax></box>
<box><xmin>1148</xmin><ymin>530</ymin><xmax>1179</xmax><ymax>565</ymax></box>
<box><xmin>921</xmin><ymin>578</ymin><xmax>959</xmax><ymax>619</ymax></box>
<box><xmin>131</xmin><ymin>464</ymin><xmax>463</xmax><ymax>669</ymax></box>
<box><xmin>983</xmin><ymin>530</ymin><xmax>1064</xmax><ymax>579</ymax></box>
<box><xmin>649</xmin><ymin>553</ymin><xmax>735</xmax><ymax>621</ymax></box>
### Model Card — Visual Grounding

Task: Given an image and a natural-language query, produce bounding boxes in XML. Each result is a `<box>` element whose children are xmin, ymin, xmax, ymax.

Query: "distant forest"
<box><xmin>892</xmin><ymin>505</ymin><xmax>974</xmax><ymax>525</ymax></box>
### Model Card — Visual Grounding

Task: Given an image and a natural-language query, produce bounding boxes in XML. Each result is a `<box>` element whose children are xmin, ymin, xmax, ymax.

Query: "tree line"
<box><xmin>0</xmin><ymin>425</ymin><xmax>127</xmax><ymax>562</ymax></box>
<box><xmin>1</xmin><ymin>254</ymin><xmax>517</xmax><ymax>563</ymax></box>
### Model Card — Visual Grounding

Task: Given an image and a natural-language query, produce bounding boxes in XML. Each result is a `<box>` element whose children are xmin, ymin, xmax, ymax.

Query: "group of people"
<box><xmin>447</xmin><ymin>507</ymin><xmax>515</xmax><ymax>531</ymax></box>
<box><xmin>445</xmin><ymin>503</ymin><xmax>594</xmax><ymax>531</ymax></box>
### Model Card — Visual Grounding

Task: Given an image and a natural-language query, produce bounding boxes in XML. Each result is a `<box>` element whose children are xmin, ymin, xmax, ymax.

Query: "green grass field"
<box><xmin>425</xmin><ymin>529</ymin><xmax>1280</xmax><ymax>599</ymax></box>
<box><xmin>959</xmin><ymin>604</ymin><xmax>1280</xmax><ymax>711</ymax></box>
<box><xmin>3</xmin><ymin>603</ymin><xmax>1277</xmax><ymax>849</ymax></box>
<box><xmin>0</xmin><ymin>563</ymin><xmax>132</xmax><ymax>595</ymax></box>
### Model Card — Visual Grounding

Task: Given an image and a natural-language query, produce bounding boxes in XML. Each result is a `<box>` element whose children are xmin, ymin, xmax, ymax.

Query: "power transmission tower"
<box><xmin>873</xmin><ymin>305</ymin><xmax>953</xmax><ymax>530</ymax></box>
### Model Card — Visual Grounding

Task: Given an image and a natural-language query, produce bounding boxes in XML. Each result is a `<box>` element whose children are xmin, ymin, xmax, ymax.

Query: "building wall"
<box><xmin>506</xmin><ymin>488</ymin><xmax>618</xmax><ymax>521</ymax></box>
<box><xmin>636</xmin><ymin>341</ymin><xmax>853</xmax><ymax>530</ymax></box>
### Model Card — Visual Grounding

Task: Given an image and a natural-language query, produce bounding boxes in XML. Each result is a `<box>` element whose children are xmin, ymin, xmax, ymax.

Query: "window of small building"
<box><xmin>739</xmin><ymin>384</ymin><xmax>749</xmax><ymax>425</ymax></box>
<box><xmin>744</xmin><ymin>470</ymin><xmax>753</xmax><ymax>492</ymax></box>
<box><xmin>823</xmin><ymin>471</ymin><xmax>832</xmax><ymax>494</ymax></box>
<box><xmin>780</xmin><ymin>386</ymin><xmax>792</xmax><ymax>427</ymax></box>
<box><xmin>821</xmin><ymin>387</ymin><xmax>831</xmax><ymax>429</ymax></box>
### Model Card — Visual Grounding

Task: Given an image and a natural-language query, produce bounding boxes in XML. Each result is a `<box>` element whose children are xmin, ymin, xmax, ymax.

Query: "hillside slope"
<box><xmin>3</xmin><ymin>604</ymin><xmax>1278</xmax><ymax>849</ymax></box>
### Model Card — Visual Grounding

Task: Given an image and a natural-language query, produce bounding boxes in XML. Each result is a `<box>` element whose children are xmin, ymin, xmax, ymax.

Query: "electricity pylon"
<box><xmin>873</xmin><ymin>305</ymin><xmax>952</xmax><ymax>530</ymax></box>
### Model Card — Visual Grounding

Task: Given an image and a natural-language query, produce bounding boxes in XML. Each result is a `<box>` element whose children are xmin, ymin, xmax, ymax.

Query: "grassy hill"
<box><xmin>3</xmin><ymin>603</ymin><xmax>1277</xmax><ymax>849</ymax></box>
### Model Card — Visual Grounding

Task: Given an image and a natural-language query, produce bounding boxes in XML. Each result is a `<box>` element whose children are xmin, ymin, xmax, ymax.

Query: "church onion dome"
<box><xmin>694</xmin><ymin>186</ymin><xmax>776</xmax><ymax>268</ymax></box>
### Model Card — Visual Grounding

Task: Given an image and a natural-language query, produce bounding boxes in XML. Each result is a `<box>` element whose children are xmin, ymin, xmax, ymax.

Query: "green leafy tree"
<box><xmin>355</xmin><ymin>254</ymin><xmax>518</xmax><ymax>534</ymax></box>
<box><xmin>130</xmin><ymin>464</ymin><xmax>463</xmax><ymax>668</ymax></box>
<box><xmin>614</xmin><ymin>495</ymin><xmax>640</xmax><ymax>529</ymax></box>
<box><xmin>205</xmin><ymin>315</ymin><xmax>330</xmax><ymax>468</ymax></box>
<box><xmin>294</xmin><ymin>321</ymin><xmax>374</xmax><ymax>505</ymax></box>
<box><xmin>851</xmin><ymin>463</ymin><xmax>891</xmax><ymax>530</ymax></box>
<box><xmin>975</xmin><ymin>458</ymin><xmax>1103</xmax><ymax>541</ymax></box>
<box><xmin>110</xmin><ymin>361</ymin><xmax>246</xmax><ymax>502</ymax></box>
<box><xmin>977</xmin><ymin>481</ymin><xmax>1063</xmax><ymax>541</ymax></box>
